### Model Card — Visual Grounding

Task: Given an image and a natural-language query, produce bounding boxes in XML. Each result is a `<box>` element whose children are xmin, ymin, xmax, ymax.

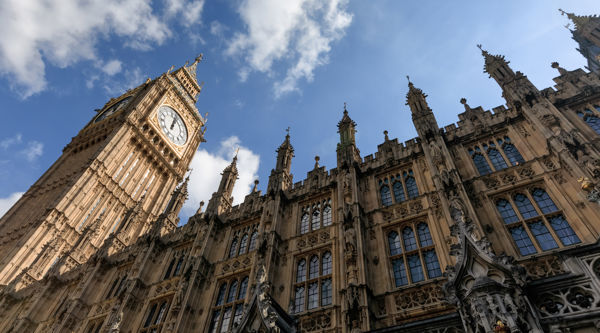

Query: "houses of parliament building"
<box><xmin>2</xmin><ymin>9</ymin><xmax>600</xmax><ymax>333</ymax></box>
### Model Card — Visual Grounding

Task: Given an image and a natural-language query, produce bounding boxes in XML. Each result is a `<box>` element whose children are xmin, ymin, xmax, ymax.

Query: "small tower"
<box><xmin>560</xmin><ymin>9</ymin><xmax>600</xmax><ymax>74</ymax></box>
<box><xmin>478</xmin><ymin>45</ymin><xmax>516</xmax><ymax>87</ymax></box>
<box><xmin>267</xmin><ymin>131</ymin><xmax>294</xmax><ymax>194</ymax></box>
<box><xmin>206</xmin><ymin>154</ymin><xmax>239</xmax><ymax>216</ymax></box>
<box><xmin>336</xmin><ymin>104</ymin><xmax>361</xmax><ymax>168</ymax></box>
<box><xmin>406</xmin><ymin>78</ymin><xmax>440</xmax><ymax>141</ymax></box>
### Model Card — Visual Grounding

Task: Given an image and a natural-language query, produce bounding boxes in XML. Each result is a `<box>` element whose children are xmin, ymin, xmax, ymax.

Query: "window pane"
<box><xmin>380</xmin><ymin>185</ymin><xmax>392</xmax><ymax>206</ymax></box>
<box><xmin>300</xmin><ymin>213</ymin><xmax>309</xmax><ymax>234</ymax></box>
<box><xmin>294</xmin><ymin>286</ymin><xmax>305</xmax><ymax>313</ymax></box>
<box><xmin>220</xmin><ymin>307</ymin><xmax>232</xmax><ymax>333</ymax></box>
<box><xmin>549</xmin><ymin>215</ymin><xmax>581</xmax><ymax>246</ymax></box>
<box><xmin>321</xmin><ymin>278</ymin><xmax>332</xmax><ymax>306</ymax></box>
<box><xmin>392</xmin><ymin>181</ymin><xmax>406</xmax><ymax>203</ymax></box>
<box><xmin>173</xmin><ymin>257</ymin><xmax>184</xmax><ymax>276</ymax></box>
<box><xmin>309</xmin><ymin>256</ymin><xmax>319</xmax><ymax>279</ymax></box>
<box><xmin>388</xmin><ymin>231</ymin><xmax>402</xmax><ymax>255</ymax></box>
<box><xmin>513</xmin><ymin>194</ymin><xmax>538</xmax><ymax>219</ymax></box>
<box><xmin>529</xmin><ymin>221</ymin><xmax>558</xmax><ymax>251</ymax></box>
<box><xmin>322</xmin><ymin>252</ymin><xmax>332</xmax><ymax>276</ymax></box>
<box><xmin>510</xmin><ymin>226</ymin><xmax>537</xmax><ymax>256</ymax></box>
<box><xmin>407</xmin><ymin>254</ymin><xmax>424</xmax><ymax>283</ymax></box>
<box><xmin>164</xmin><ymin>258</ymin><xmax>176</xmax><ymax>280</ymax></box>
<box><xmin>423</xmin><ymin>250</ymin><xmax>442</xmax><ymax>278</ymax></box>
<box><xmin>405</xmin><ymin>174</ymin><xmax>419</xmax><ymax>199</ymax></box>
<box><xmin>496</xmin><ymin>199</ymin><xmax>519</xmax><ymax>224</ymax></box>
<box><xmin>144</xmin><ymin>303</ymin><xmax>157</xmax><ymax>328</ymax></box>
<box><xmin>154</xmin><ymin>302</ymin><xmax>168</xmax><ymax>325</ymax></box>
<box><xmin>226</xmin><ymin>280</ymin><xmax>238</xmax><ymax>303</ymax></box>
<box><xmin>308</xmin><ymin>283</ymin><xmax>319</xmax><ymax>310</ymax></box>
<box><xmin>323</xmin><ymin>205</ymin><xmax>332</xmax><ymax>226</ymax></box>
<box><xmin>473</xmin><ymin>154</ymin><xmax>492</xmax><ymax>175</ymax></box>
<box><xmin>216</xmin><ymin>283</ymin><xmax>227</xmax><ymax>305</ymax></box>
<box><xmin>488</xmin><ymin>148</ymin><xmax>508</xmax><ymax>170</ymax></box>
<box><xmin>392</xmin><ymin>259</ymin><xmax>408</xmax><ymax>287</ymax></box>
<box><xmin>531</xmin><ymin>189</ymin><xmax>559</xmax><ymax>214</ymax></box>
<box><xmin>209</xmin><ymin>310</ymin><xmax>221</xmax><ymax>333</ymax></box>
<box><xmin>233</xmin><ymin>304</ymin><xmax>244</xmax><ymax>327</ymax></box>
<box><xmin>503</xmin><ymin>143</ymin><xmax>524</xmax><ymax>166</ymax></box>
<box><xmin>296</xmin><ymin>259</ymin><xmax>306</xmax><ymax>283</ymax></box>
<box><xmin>585</xmin><ymin>114</ymin><xmax>600</xmax><ymax>134</ymax></box>
<box><xmin>248</xmin><ymin>231</ymin><xmax>258</xmax><ymax>251</ymax></box>
<box><xmin>229</xmin><ymin>238</ymin><xmax>238</xmax><ymax>258</ymax></box>
<box><xmin>312</xmin><ymin>209</ymin><xmax>321</xmax><ymax>231</ymax></box>
<box><xmin>238</xmin><ymin>277</ymin><xmax>248</xmax><ymax>300</ymax></box>
<box><xmin>417</xmin><ymin>223</ymin><xmax>433</xmax><ymax>247</ymax></box>
<box><xmin>402</xmin><ymin>227</ymin><xmax>417</xmax><ymax>251</ymax></box>
<box><xmin>238</xmin><ymin>234</ymin><xmax>248</xmax><ymax>255</ymax></box>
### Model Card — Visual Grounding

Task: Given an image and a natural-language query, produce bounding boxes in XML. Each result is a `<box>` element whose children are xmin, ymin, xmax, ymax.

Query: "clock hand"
<box><xmin>170</xmin><ymin>118</ymin><xmax>176</xmax><ymax>130</ymax></box>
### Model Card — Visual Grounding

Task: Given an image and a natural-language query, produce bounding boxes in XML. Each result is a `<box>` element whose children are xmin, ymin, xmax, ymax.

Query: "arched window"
<box><xmin>220</xmin><ymin>307</ymin><xmax>232</xmax><ymax>332</ymax></box>
<box><xmin>322</xmin><ymin>252</ymin><xmax>332</xmax><ymax>275</ymax></box>
<box><xmin>392</xmin><ymin>181</ymin><xmax>406</xmax><ymax>203</ymax></box>
<box><xmin>238</xmin><ymin>277</ymin><xmax>248</xmax><ymax>300</ymax></box>
<box><xmin>143</xmin><ymin>303</ymin><xmax>157</xmax><ymax>328</ymax></box>
<box><xmin>417</xmin><ymin>223</ymin><xmax>433</xmax><ymax>247</ymax></box>
<box><xmin>402</xmin><ymin>227</ymin><xmax>417</xmax><ymax>251</ymax></box>
<box><xmin>173</xmin><ymin>256</ymin><xmax>184</xmax><ymax>276</ymax></box>
<box><xmin>312</xmin><ymin>208</ymin><xmax>321</xmax><ymax>231</ymax></box>
<box><xmin>502</xmin><ymin>140</ymin><xmax>524</xmax><ymax>166</ymax></box>
<box><xmin>227</xmin><ymin>280</ymin><xmax>238</xmax><ymax>303</ymax></box>
<box><xmin>322</xmin><ymin>205</ymin><xmax>332</xmax><ymax>226</ymax></box>
<box><xmin>404</xmin><ymin>171</ymin><xmax>419</xmax><ymax>198</ymax></box>
<box><xmin>309</xmin><ymin>255</ymin><xmax>319</xmax><ymax>279</ymax></box>
<box><xmin>473</xmin><ymin>154</ymin><xmax>492</xmax><ymax>175</ymax></box>
<box><xmin>529</xmin><ymin>221</ymin><xmax>558</xmax><ymax>251</ymax></box>
<box><xmin>321</xmin><ymin>279</ymin><xmax>332</xmax><ymax>306</ymax></box>
<box><xmin>300</xmin><ymin>213</ymin><xmax>309</xmax><ymax>234</ymax></box>
<box><xmin>496</xmin><ymin>199</ymin><xmax>519</xmax><ymax>224</ymax></box>
<box><xmin>164</xmin><ymin>257</ymin><xmax>176</xmax><ymax>280</ymax></box>
<box><xmin>531</xmin><ymin>188</ymin><xmax>558</xmax><ymax>214</ymax></box>
<box><xmin>423</xmin><ymin>250</ymin><xmax>441</xmax><ymax>278</ymax></box>
<box><xmin>307</xmin><ymin>283</ymin><xmax>319</xmax><ymax>309</ymax></box>
<box><xmin>106</xmin><ymin>277</ymin><xmax>120</xmax><ymax>299</ymax></box>
<box><xmin>580</xmin><ymin>111</ymin><xmax>600</xmax><ymax>134</ymax></box>
<box><xmin>238</xmin><ymin>234</ymin><xmax>248</xmax><ymax>255</ymax></box>
<box><xmin>229</xmin><ymin>238</ymin><xmax>238</xmax><ymax>258</ymax></box>
<box><xmin>388</xmin><ymin>231</ymin><xmax>402</xmax><ymax>255</ymax></box>
<box><xmin>392</xmin><ymin>259</ymin><xmax>408</xmax><ymax>287</ymax></box>
<box><xmin>154</xmin><ymin>301</ymin><xmax>168</xmax><ymax>325</ymax></box>
<box><xmin>407</xmin><ymin>254</ymin><xmax>424</xmax><ymax>283</ymax></box>
<box><xmin>296</xmin><ymin>259</ymin><xmax>306</xmax><ymax>283</ymax></box>
<box><xmin>513</xmin><ymin>194</ymin><xmax>538</xmax><ymax>219</ymax></box>
<box><xmin>487</xmin><ymin>148</ymin><xmax>508</xmax><ymax>170</ymax></box>
<box><xmin>294</xmin><ymin>286</ymin><xmax>305</xmax><ymax>313</ymax></box>
<box><xmin>549</xmin><ymin>215</ymin><xmax>580</xmax><ymax>246</ymax></box>
<box><xmin>509</xmin><ymin>226</ymin><xmax>537</xmax><ymax>256</ymax></box>
<box><xmin>249</xmin><ymin>231</ymin><xmax>258</xmax><ymax>251</ymax></box>
<box><xmin>380</xmin><ymin>185</ymin><xmax>392</xmax><ymax>206</ymax></box>
<box><xmin>216</xmin><ymin>283</ymin><xmax>227</xmax><ymax>306</ymax></box>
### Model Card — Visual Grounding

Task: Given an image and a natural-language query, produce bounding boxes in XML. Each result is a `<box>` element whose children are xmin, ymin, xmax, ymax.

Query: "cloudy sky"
<box><xmin>0</xmin><ymin>0</ymin><xmax>597</xmax><ymax>221</ymax></box>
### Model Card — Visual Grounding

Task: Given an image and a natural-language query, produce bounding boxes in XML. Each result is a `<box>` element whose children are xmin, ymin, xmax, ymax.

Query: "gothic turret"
<box><xmin>336</xmin><ymin>105</ymin><xmax>361</xmax><ymax>168</ymax></box>
<box><xmin>478</xmin><ymin>45</ymin><xmax>516</xmax><ymax>87</ymax></box>
<box><xmin>267</xmin><ymin>131</ymin><xmax>294</xmax><ymax>193</ymax></box>
<box><xmin>206</xmin><ymin>155</ymin><xmax>238</xmax><ymax>217</ymax></box>
<box><xmin>406</xmin><ymin>79</ymin><xmax>439</xmax><ymax>141</ymax></box>
<box><xmin>560</xmin><ymin>9</ymin><xmax>600</xmax><ymax>74</ymax></box>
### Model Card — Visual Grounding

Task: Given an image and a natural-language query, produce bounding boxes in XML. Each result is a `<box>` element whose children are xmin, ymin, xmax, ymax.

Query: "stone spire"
<box><xmin>172</xmin><ymin>53</ymin><xmax>204</xmax><ymax>102</ymax></box>
<box><xmin>336</xmin><ymin>103</ymin><xmax>361</xmax><ymax>168</ymax></box>
<box><xmin>184</xmin><ymin>53</ymin><xmax>203</xmax><ymax>84</ymax></box>
<box><xmin>560</xmin><ymin>9</ymin><xmax>594</xmax><ymax>31</ymax></box>
<box><xmin>268</xmin><ymin>130</ymin><xmax>294</xmax><ymax>193</ymax></box>
<box><xmin>206</xmin><ymin>154</ymin><xmax>238</xmax><ymax>216</ymax></box>
<box><xmin>406</xmin><ymin>78</ymin><xmax>439</xmax><ymax>141</ymax></box>
<box><xmin>478</xmin><ymin>44</ymin><xmax>515</xmax><ymax>86</ymax></box>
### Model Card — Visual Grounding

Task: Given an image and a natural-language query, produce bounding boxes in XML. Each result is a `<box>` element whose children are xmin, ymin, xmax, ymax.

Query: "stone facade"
<box><xmin>3</xmin><ymin>13</ymin><xmax>600</xmax><ymax>333</ymax></box>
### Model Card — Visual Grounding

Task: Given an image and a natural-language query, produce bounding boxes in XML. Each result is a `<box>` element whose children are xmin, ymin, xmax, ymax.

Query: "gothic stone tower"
<box><xmin>0</xmin><ymin>56</ymin><xmax>206</xmax><ymax>289</ymax></box>
<box><xmin>561</xmin><ymin>9</ymin><xmax>600</xmax><ymax>74</ymax></box>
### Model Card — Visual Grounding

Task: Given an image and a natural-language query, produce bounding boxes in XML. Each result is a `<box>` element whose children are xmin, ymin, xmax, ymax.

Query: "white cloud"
<box><xmin>0</xmin><ymin>133</ymin><xmax>22</xmax><ymax>150</ymax></box>
<box><xmin>103</xmin><ymin>67</ymin><xmax>146</xmax><ymax>95</ymax></box>
<box><xmin>226</xmin><ymin>0</ymin><xmax>352</xmax><ymax>97</ymax></box>
<box><xmin>0</xmin><ymin>0</ymin><xmax>204</xmax><ymax>98</ymax></box>
<box><xmin>100</xmin><ymin>60</ymin><xmax>122</xmax><ymax>76</ymax></box>
<box><xmin>182</xmin><ymin>136</ymin><xmax>260</xmax><ymax>219</ymax></box>
<box><xmin>0</xmin><ymin>192</ymin><xmax>24</xmax><ymax>218</ymax></box>
<box><xmin>210</xmin><ymin>20</ymin><xmax>228</xmax><ymax>38</ymax></box>
<box><xmin>21</xmin><ymin>141</ymin><xmax>43</xmax><ymax>162</ymax></box>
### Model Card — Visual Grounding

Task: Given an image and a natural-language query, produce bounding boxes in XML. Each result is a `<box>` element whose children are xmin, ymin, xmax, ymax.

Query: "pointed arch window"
<box><xmin>404</xmin><ymin>170</ymin><xmax>419</xmax><ymax>198</ymax></box>
<box><xmin>499</xmin><ymin>137</ymin><xmax>524</xmax><ymax>166</ymax></box>
<box><xmin>141</xmin><ymin>299</ymin><xmax>171</xmax><ymax>333</ymax></box>
<box><xmin>238</xmin><ymin>234</ymin><xmax>248</xmax><ymax>255</ymax></box>
<box><xmin>299</xmin><ymin>198</ymin><xmax>333</xmax><ymax>234</ymax></box>
<box><xmin>300</xmin><ymin>213</ymin><xmax>310</xmax><ymax>234</ymax></box>
<box><xmin>392</xmin><ymin>180</ymin><xmax>406</xmax><ymax>203</ymax></box>
<box><xmin>248</xmin><ymin>231</ymin><xmax>258</xmax><ymax>251</ymax></box>
<box><xmin>486</xmin><ymin>146</ymin><xmax>508</xmax><ymax>170</ymax></box>
<box><xmin>229</xmin><ymin>238</ymin><xmax>238</xmax><ymax>258</ymax></box>
<box><xmin>471</xmin><ymin>151</ymin><xmax>492</xmax><ymax>176</ymax></box>
<box><xmin>294</xmin><ymin>250</ymin><xmax>333</xmax><ymax>313</ymax></box>
<box><xmin>311</xmin><ymin>205</ymin><xmax>321</xmax><ymax>231</ymax></box>
<box><xmin>380</xmin><ymin>183</ymin><xmax>392</xmax><ymax>206</ymax></box>
<box><xmin>577</xmin><ymin>109</ymin><xmax>600</xmax><ymax>134</ymax></box>
<box><xmin>228</xmin><ymin>224</ymin><xmax>259</xmax><ymax>259</ymax></box>
<box><xmin>322</xmin><ymin>205</ymin><xmax>332</xmax><ymax>226</ymax></box>
<box><xmin>470</xmin><ymin>137</ymin><xmax>525</xmax><ymax>175</ymax></box>
<box><xmin>387</xmin><ymin>221</ymin><xmax>442</xmax><ymax>287</ymax></box>
<box><xmin>495</xmin><ymin>188</ymin><xmax>580</xmax><ymax>256</ymax></box>
<box><xmin>378</xmin><ymin>170</ymin><xmax>420</xmax><ymax>208</ymax></box>
<box><xmin>211</xmin><ymin>275</ymin><xmax>249</xmax><ymax>332</ymax></box>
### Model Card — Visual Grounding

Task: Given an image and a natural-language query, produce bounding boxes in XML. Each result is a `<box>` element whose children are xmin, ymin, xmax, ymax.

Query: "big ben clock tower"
<box><xmin>0</xmin><ymin>56</ymin><xmax>206</xmax><ymax>289</ymax></box>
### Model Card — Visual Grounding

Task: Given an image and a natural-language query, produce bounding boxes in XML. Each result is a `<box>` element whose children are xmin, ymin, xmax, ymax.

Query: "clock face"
<box><xmin>95</xmin><ymin>96</ymin><xmax>132</xmax><ymax>123</ymax></box>
<box><xmin>158</xmin><ymin>105</ymin><xmax>188</xmax><ymax>146</ymax></box>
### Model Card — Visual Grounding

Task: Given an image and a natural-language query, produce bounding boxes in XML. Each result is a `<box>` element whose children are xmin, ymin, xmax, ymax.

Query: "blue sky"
<box><xmin>0</xmin><ymin>0</ymin><xmax>597</xmax><ymax>221</ymax></box>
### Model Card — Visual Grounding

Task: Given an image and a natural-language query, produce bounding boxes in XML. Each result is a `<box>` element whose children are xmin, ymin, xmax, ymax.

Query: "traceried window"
<box><xmin>164</xmin><ymin>248</ymin><xmax>188</xmax><ymax>280</ymax></box>
<box><xmin>294</xmin><ymin>250</ymin><xmax>333</xmax><ymax>313</ymax></box>
<box><xmin>577</xmin><ymin>108</ymin><xmax>600</xmax><ymax>134</ymax></box>
<box><xmin>495</xmin><ymin>187</ymin><xmax>580</xmax><ymax>256</ymax></box>
<box><xmin>210</xmin><ymin>275</ymin><xmax>249</xmax><ymax>333</ymax></box>
<box><xmin>378</xmin><ymin>169</ymin><xmax>420</xmax><ymax>207</ymax></box>
<box><xmin>227</xmin><ymin>224</ymin><xmax>259</xmax><ymax>259</ymax></box>
<box><xmin>469</xmin><ymin>136</ymin><xmax>525</xmax><ymax>175</ymax></box>
<box><xmin>105</xmin><ymin>271</ymin><xmax>128</xmax><ymax>300</ymax></box>
<box><xmin>387</xmin><ymin>222</ymin><xmax>441</xmax><ymax>287</ymax></box>
<box><xmin>141</xmin><ymin>298</ymin><xmax>171</xmax><ymax>333</ymax></box>
<box><xmin>299</xmin><ymin>198</ymin><xmax>333</xmax><ymax>234</ymax></box>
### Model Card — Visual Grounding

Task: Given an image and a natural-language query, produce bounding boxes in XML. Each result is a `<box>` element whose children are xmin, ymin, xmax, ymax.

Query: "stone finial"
<box><xmin>314</xmin><ymin>156</ymin><xmax>320</xmax><ymax>168</ymax></box>
<box><xmin>252</xmin><ymin>179</ymin><xmax>259</xmax><ymax>192</ymax></box>
<box><xmin>460</xmin><ymin>98</ymin><xmax>471</xmax><ymax>111</ymax></box>
<box><xmin>383</xmin><ymin>130</ymin><xmax>389</xmax><ymax>141</ymax></box>
<box><xmin>551</xmin><ymin>62</ymin><xmax>568</xmax><ymax>75</ymax></box>
<box><xmin>196</xmin><ymin>201</ymin><xmax>205</xmax><ymax>214</ymax></box>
